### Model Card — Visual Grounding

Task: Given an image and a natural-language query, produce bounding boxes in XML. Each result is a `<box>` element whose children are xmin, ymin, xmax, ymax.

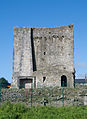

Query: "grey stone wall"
<box><xmin>12</xmin><ymin>28</ymin><xmax>33</xmax><ymax>88</ymax></box>
<box><xmin>1</xmin><ymin>87</ymin><xmax>87</xmax><ymax>107</ymax></box>
<box><xmin>12</xmin><ymin>25</ymin><xmax>74</xmax><ymax>88</ymax></box>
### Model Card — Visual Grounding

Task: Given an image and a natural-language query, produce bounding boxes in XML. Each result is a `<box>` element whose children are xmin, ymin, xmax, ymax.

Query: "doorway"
<box><xmin>61</xmin><ymin>75</ymin><xmax>67</xmax><ymax>87</ymax></box>
<box><xmin>20</xmin><ymin>79</ymin><xmax>33</xmax><ymax>88</ymax></box>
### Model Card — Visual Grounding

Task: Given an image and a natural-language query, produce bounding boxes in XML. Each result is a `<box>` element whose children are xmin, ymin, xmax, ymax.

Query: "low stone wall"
<box><xmin>1</xmin><ymin>86</ymin><xmax>87</xmax><ymax>107</ymax></box>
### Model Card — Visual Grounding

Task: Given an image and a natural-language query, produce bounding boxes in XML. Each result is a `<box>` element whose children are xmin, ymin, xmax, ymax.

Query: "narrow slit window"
<box><xmin>43</xmin><ymin>77</ymin><xmax>46</xmax><ymax>82</ymax></box>
<box><xmin>44</xmin><ymin>52</ymin><xmax>46</xmax><ymax>55</ymax></box>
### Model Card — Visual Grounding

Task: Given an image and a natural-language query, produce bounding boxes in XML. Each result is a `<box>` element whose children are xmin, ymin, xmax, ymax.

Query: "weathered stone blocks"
<box><xmin>12</xmin><ymin>25</ymin><xmax>75</xmax><ymax>88</ymax></box>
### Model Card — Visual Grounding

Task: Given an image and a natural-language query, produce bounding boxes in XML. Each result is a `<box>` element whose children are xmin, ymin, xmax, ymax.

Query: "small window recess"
<box><xmin>62</xmin><ymin>36</ymin><xmax>64</xmax><ymax>38</ymax></box>
<box><xmin>64</xmin><ymin>67</ymin><xmax>66</xmax><ymax>69</ymax></box>
<box><xmin>44</xmin><ymin>52</ymin><xmax>46</xmax><ymax>55</ymax></box>
<box><xmin>43</xmin><ymin>77</ymin><xmax>46</xmax><ymax>82</ymax></box>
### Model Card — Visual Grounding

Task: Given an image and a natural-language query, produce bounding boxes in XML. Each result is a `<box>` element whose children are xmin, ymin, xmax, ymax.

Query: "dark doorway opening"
<box><xmin>20</xmin><ymin>79</ymin><xmax>33</xmax><ymax>88</ymax></box>
<box><xmin>61</xmin><ymin>75</ymin><xmax>67</xmax><ymax>87</ymax></box>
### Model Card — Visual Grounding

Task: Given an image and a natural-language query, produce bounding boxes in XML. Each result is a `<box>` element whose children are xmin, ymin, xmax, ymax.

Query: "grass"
<box><xmin>0</xmin><ymin>101</ymin><xmax>87</xmax><ymax>119</ymax></box>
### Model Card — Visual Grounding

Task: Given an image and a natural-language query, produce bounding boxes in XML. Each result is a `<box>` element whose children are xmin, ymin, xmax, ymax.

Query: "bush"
<box><xmin>0</xmin><ymin>101</ymin><xmax>87</xmax><ymax>119</ymax></box>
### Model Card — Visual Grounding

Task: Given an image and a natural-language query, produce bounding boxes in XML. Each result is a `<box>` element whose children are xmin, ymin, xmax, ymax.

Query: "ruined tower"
<box><xmin>12</xmin><ymin>24</ymin><xmax>75</xmax><ymax>88</ymax></box>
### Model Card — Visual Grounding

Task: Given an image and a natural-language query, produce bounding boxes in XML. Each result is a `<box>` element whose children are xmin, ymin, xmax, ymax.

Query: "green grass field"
<box><xmin>0</xmin><ymin>101</ymin><xmax>87</xmax><ymax>119</ymax></box>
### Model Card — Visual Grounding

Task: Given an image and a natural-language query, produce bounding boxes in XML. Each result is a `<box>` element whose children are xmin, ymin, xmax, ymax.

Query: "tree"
<box><xmin>0</xmin><ymin>77</ymin><xmax>8</xmax><ymax>84</ymax></box>
<box><xmin>0</xmin><ymin>77</ymin><xmax>10</xmax><ymax>87</ymax></box>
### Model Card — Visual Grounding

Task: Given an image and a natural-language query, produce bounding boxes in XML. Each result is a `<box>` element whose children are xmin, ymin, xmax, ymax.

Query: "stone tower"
<box><xmin>12</xmin><ymin>24</ymin><xmax>75</xmax><ymax>88</ymax></box>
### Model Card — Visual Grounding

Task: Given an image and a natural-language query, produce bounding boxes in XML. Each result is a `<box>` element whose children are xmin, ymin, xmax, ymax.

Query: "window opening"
<box><xmin>44</xmin><ymin>52</ymin><xmax>46</xmax><ymax>55</ymax></box>
<box><xmin>43</xmin><ymin>77</ymin><xmax>46</xmax><ymax>82</ymax></box>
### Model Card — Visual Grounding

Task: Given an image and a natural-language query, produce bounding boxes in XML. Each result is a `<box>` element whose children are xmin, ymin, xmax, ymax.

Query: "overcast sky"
<box><xmin>0</xmin><ymin>0</ymin><xmax>87</xmax><ymax>82</ymax></box>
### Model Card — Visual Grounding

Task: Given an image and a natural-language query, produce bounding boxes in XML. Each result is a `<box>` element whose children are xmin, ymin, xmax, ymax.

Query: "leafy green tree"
<box><xmin>0</xmin><ymin>77</ymin><xmax>10</xmax><ymax>87</ymax></box>
<box><xmin>0</xmin><ymin>77</ymin><xmax>8</xmax><ymax>84</ymax></box>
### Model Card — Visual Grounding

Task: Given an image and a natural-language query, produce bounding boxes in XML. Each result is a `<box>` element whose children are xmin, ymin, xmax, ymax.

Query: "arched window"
<box><xmin>61</xmin><ymin>75</ymin><xmax>67</xmax><ymax>87</ymax></box>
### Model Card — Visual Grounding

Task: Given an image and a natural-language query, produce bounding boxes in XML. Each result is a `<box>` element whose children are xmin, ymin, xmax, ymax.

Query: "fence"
<box><xmin>0</xmin><ymin>82</ymin><xmax>87</xmax><ymax>107</ymax></box>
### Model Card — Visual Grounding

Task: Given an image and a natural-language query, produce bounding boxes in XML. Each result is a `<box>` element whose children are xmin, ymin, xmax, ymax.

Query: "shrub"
<box><xmin>0</xmin><ymin>102</ymin><xmax>87</xmax><ymax>119</ymax></box>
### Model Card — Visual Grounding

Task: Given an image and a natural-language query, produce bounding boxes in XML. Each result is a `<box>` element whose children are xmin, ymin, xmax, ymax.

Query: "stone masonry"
<box><xmin>11</xmin><ymin>24</ymin><xmax>75</xmax><ymax>88</ymax></box>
